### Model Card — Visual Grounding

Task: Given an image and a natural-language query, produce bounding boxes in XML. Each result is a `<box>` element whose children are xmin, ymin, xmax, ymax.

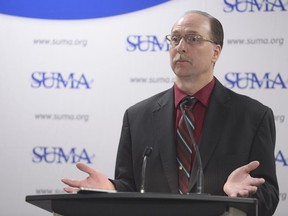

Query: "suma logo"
<box><xmin>32</xmin><ymin>146</ymin><xmax>95</xmax><ymax>164</ymax></box>
<box><xmin>275</xmin><ymin>150</ymin><xmax>288</xmax><ymax>166</ymax></box>
<box><xmin>224</xmin><ymin>72</ymin><xmax>287</xmax><ymax>89</ymax></box>
<box><xmin>126</xmin><ymin>35</ymin><xmax>169</xmax><ymax>52</ymax></box>
<box><xmin>31</xmin><ymin>71</ymin><xmax>93</xmax><ymax>89</ymax></box>
<box><xmin>223</xmin><ymin>0</ymin><xmax>287</xmax><ymax>12</ymax></box>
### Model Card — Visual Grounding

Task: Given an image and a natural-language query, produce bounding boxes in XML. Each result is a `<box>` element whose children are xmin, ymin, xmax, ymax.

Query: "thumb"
<box><xmin>76</xmin><ymin>163</ymin><xmax>95</xmax><ymax>175</ymax></box>
<box><xmin>244</xmin><ymin>161</ymin><xmax>260</xmax><ymax>173</ymax></box>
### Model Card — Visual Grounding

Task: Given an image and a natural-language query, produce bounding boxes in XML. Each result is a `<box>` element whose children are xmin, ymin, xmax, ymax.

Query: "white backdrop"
<box><xmin>0</xmin><ymin>0</ymin><xmax>287</xmax><ymax>215</ymax></box>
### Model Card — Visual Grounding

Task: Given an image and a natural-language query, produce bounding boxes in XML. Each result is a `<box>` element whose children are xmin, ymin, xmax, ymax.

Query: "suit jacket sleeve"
<box><xmin>250</xmin><ymin>107</ymin><xmax>279</xmax><ymax>216</ymax></box>
<box><xmin>111</xmin><ymin>109</ymin><xmax>137</xmax><ymax>192</ymax></box>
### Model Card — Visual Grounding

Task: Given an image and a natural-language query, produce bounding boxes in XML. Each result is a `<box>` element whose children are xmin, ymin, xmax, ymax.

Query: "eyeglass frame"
<box><xmin>165</xmin><ymin>34</ymin><xmax>216</xmax><ymax>47</ymax></box>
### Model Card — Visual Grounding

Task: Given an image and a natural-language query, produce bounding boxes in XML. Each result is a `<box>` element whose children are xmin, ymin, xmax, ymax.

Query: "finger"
<box><xmin>228</xmin><ymin>189</ymin><xmax>249</xmax><ymax>198</ymax></box>
<box><xmin>76</xmin><ymin>163</ymin><xmax>95</xmax><ymax>175</ymax></box>
<box><xmin>239</xmin><ymin>185</ymin><xmax>262</xmax><ymax>197</ymax></box>
<box><xmin>61</xmin><ymin>178</ymin><xmax>81</xmax><ymax>188</ymax></box>
<box><xmin>243</xmin><ymin>161</ymin><xmax>260</xmax><ymax>173</ymax></box>
<box><xmin>244</xmin><ymin>185</ymin><xmax>258</xmax><ymax>194</ymax></box>
<box><xmin>249</xmin><ymin>177</ymin><xmax>265</xmax><ymax>186</ymax></box>
<box><xmin>237</xmin><ymin>189</ymin><xmax>250</xmax><ymax>197</ymax></box>
<box><xmin>229</xmin><ymin>192</ymin><xmax>237</xmax><ymax>197</ymax></box>
<box><xmin>63</xmin><ymin>186</ymin><xmax>80</xmax><ymax>193</ymax></box>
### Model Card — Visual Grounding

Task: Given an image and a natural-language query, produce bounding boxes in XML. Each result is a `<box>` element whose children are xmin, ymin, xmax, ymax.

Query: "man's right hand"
<box><xmin>61</xmin><ymin>163</ymin><xmax>116</xmax><ymax>193</ymax></box>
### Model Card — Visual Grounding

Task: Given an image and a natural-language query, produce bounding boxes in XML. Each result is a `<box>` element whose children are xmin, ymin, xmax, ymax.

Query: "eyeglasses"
<box><xmin>165</xmin><ymin>34</ymin><xmax>216</xmax><ymax>47</ymax></box>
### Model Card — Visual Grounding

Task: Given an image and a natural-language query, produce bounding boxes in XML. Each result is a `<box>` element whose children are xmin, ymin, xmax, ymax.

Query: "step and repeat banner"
<box><xmin>0</xmin><ymin>0</ymin><xmax>287</xmax><ymax>215</ymax></box>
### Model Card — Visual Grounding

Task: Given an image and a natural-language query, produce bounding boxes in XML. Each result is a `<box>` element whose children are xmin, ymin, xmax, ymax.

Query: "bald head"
<box><xmin>175</xmin><ymin>10</ymin><xmax>224</xmax><ymax>48</ymax></box>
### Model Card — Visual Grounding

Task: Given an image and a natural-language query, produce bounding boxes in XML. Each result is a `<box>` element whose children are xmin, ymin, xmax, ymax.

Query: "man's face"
<box><xmin>169</xmin><ymin>13</ymin><xmax>221</xmax><ymax>80</ymax></box>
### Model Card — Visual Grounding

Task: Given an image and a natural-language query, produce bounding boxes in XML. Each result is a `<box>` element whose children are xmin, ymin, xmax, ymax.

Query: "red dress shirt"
<box><xmin>174</xmin><ymin>78</ymin><xmax>215</xmax><ymax>144</ymax></box>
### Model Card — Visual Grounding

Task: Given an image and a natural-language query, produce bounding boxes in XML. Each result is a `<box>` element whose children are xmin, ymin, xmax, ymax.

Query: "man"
<box><xmin>62</xmin><ymin>11</ymin><xmax>279</xmax><ymax>215</ymax></box>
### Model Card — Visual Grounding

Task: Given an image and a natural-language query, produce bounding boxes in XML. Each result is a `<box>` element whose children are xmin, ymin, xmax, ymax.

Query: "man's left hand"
<box><xmin>223</xmin><ymin>161</ymin><xmax>265</xmax><ymax>197</ymax></box>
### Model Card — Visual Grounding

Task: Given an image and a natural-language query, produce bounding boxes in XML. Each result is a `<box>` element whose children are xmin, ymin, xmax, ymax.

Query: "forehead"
<box><xmin>171</xmin><ymin>13</ymin><xmax>211</xmax><ymax>36</ymax></box>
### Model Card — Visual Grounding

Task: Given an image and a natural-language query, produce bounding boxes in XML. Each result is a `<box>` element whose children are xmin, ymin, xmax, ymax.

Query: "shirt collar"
<box><xmin>174</xmin><ymin>77</ymin><xmax>215</xmax><ymax>109</ymax></box>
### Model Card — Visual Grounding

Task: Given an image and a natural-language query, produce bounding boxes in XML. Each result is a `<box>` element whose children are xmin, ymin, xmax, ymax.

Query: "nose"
<box><xmin>176</xmin><ymin>38</ymin><xmax>187</xmax><ymax>54</ymax></box>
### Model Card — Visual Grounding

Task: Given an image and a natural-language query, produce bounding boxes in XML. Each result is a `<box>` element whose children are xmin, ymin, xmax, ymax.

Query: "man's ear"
<box><xmin>212</xmin><ymin>44</ymin><xmax>222</xmax><ymax>64</ymax></box>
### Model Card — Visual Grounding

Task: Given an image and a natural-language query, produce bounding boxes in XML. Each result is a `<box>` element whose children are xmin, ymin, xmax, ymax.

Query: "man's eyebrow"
<box><xmin>171</xmin><ymin>30</ymin><xmax>199</xmax><ymax>35</ymax></box>
<box><xmin>185</xmin><ymin>30</ymin><xmax>199</xmax><ymax>34</ymax></box>
<box><xmin>171</xmin><ymin>30</ymin><xmax>180</xmax><ymax>35</ymax></box>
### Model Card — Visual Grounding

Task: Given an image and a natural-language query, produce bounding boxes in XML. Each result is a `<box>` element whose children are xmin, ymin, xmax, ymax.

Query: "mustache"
<box><xmin>173</xmin><ymin>55</ymin><xmax>191</xmax><ymax>63</ymax></box>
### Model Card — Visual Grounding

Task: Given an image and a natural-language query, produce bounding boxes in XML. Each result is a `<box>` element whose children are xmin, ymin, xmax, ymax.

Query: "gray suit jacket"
<box><xmin>112</xmin><ymin>78</ymin><xmax>279</xmax><ymax>216</ymax></box>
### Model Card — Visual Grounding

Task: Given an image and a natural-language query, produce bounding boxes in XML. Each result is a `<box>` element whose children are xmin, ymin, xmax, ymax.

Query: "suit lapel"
<box><xmin>189</xmin><ymin>80</ymin><xmax>231</xmax><ymax>191</ymax></box>
<box><xmin>152</xmin><ymin>88</ymin><xmax>178</xmax><ymax>193</ymax></box>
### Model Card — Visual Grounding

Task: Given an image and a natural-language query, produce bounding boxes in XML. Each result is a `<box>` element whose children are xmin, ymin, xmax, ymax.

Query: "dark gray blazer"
<box><xmin>112</xmin><ymin>78</ymin><xmax>279</xmax><ymax>216</ymax></box>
